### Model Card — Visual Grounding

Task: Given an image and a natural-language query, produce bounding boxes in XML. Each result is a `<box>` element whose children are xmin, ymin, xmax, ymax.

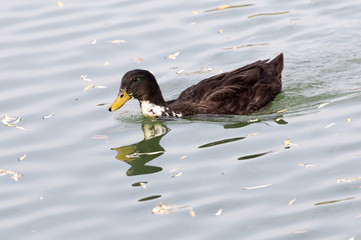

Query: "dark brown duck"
<box><xmin>109</xmin><ymin>53</ymin><xmax>284</xmax><ymax>117</ymax></box>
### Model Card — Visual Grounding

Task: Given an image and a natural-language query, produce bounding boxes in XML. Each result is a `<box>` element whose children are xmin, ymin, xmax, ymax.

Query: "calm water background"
<box><xmin>1</xmin><ymin>0</ymin><xmax>361</xmax><ymax>239</ymax></box>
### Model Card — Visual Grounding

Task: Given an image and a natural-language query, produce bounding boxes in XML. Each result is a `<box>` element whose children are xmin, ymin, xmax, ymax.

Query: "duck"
<box><xmin>109</xmin><ymin>53</ymin><xmax>284</xmax><ymax>117</ymax></box>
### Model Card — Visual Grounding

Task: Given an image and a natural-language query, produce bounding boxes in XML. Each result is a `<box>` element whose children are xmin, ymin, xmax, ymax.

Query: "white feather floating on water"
<box><xmin>324</xmin><ymin>123</ymin><xmax>336</xmax><ymax>128</ymax></box>
<box><xmin>215</xmin><ymin>208</ymin><xmax>223</xmax><ymax>216</ymax></box>
<box><xmin>288</xmin><ymin>198</ymin><xmax>296</xmax><ymax>206</ymax></box>
<box><xmin>80</xmin><ymin>75</ymin><xmax>92</xmax><ymax>81</ymax></box>
<box><xmin>18</xmin><ymin>153</ymin><xmax>28</xmax><ymax>161</ymax></box>
<box><xmin>171</xmin><ymin>171</ymin><xmax>183</xmax><ymax>178</ymax></box>
<box><xmin>1</xmin><ymin>115</ymin><xmax>26</xmax><ymax>130</ymax></box>
<box><xmin>168</xmin><ymin>51</ymin><xmax>180</xmax><ymax>60</ymax></box>
<box><xmin>243</xmin><ymin>183</ymin><xmax>272</xmax><ymax>190</ymax></box>
<box><xmin>317</xmin><ymin>102</ymin><xmax>329</xmax><ymax>109</ymax></box>
<box><xmin>43</xmin><ymin>113</ymin><xmax>54</xmax><ymax>119</ymax></box>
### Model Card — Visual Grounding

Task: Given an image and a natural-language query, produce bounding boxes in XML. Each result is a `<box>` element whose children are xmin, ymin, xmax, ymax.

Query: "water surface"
<box><xmin>1</xmin><ymin>0</ymin><xmax>361</xmax><ymax>239</ymax></box>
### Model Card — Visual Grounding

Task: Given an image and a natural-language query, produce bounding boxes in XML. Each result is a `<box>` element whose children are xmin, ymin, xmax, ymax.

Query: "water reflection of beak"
<box><xmin>111</xmin><ymin>145</ymin><xmax>137</xmax><ymax>162</ymax></box>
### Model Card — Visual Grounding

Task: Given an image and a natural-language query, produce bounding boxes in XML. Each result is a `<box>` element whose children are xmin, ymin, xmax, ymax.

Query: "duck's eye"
<box><xmin>131</xmin><ymin>77</ymin><xmax>142</xmax><ymax>83</ymax></box>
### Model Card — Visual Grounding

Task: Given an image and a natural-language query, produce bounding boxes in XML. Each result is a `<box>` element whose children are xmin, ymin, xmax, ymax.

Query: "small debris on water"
<box><xmin>336</xmin><ymin>177</ymin><xmax>361</xmax><ymax>183</ymax></box>
<box><xmin>288</xmin><ymin>198</ymin><xmax>296</xmax><ymax>206</ymax></box>
<box><xmin>168</xmin><ymin>51</ymin><xmax>180</xmax><ymax>60</ymax></box>
<box><xmin>131</xmin><ymin>58</ymin><xmax>143</xmax><ymax>64</ymax></box>
<box><xmin>94</xmin><ymin>85</ymin><xmax>107</xmax><ymax>89</ymax></box>
<box><xmin>298</xmin><ymin>163</ymin><xmax>318</xmax><ymax>168</ymax></box>
<box><xmin>1</xmin><ymin>115</ymin><xmax>26</xmax><ymax>130</ymax></box>
<box><xmin>80</xmin><ymin>75</ymin><xmax>92</xmax><ymax>81</ymax></box>
<box><xmin>108</xmin><ymin>40</ymin><xmax>126</xmax><ymax>44</ymax></box>
<box><xmin>276</xmin><ymin>108</ymin><xmax>289</xmax><ymax>113</ymax></box>
<box><xmin>171</xmin><ymin>171</ymin><xmax>183</xmax><ymax>178</ymax></box>
<box><xmin>139</xmin><ymin>182</ymin><xmax>147</xmax><ymax>189</ymax></box>
<box><xmin>189</xmin><ymin>209</ymin><xmax>196</xmax><ymax>217</ymax></box>
<box><xmin>18</xmin><ymin>153</ymin><xmax>28</xmax><ymax>161</ymax></box>
<box><xmin>170</xmin><ymin>167</ymin><xmax>180</xmax><ymax>173</ymax></box>
<box><xmin>284</xmin><ymin>139</ymin><xmax>298</xmax><ymax>147</ymax></box>
<box><xmin>84</xmin><ymin>84</ymin><xmax>94</xmax><ymax>91</ymax></box>
<box><xmin>324</xmin><ymin>123</ymin><xmax>336</xmax><ymax>128</ymax></box>
<box><xmin>317</xmin><ymin>102</ymin><xmax>329</xmax><ymax>109</ymax></box>
<box><xmin>215</xmin><ymin>208</ymin><xmax>223</xmax><ymax>216</ymax></box>
<box><xmin>43</xmin><ymin>113</ymin><xmax>54</xmax><ymax>119</ymax></box>
<box><xmin>243</xmin><ymin>183</ymin><xmax>272</xmax><ymax>190</ymax></box>
<box><xmin>246</xmin><ymin>132</ymin><xmax>260</xmax><ymax>137</ymax></box>
<box><xmin>0</xmin><ymin>169</ymin><xmax>23</xmax><ymax>182</ymax></box>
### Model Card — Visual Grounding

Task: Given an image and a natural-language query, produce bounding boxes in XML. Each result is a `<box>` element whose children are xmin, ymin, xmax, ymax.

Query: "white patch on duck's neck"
<box><xmin>140</xmin><ymin>101</ymin><xmax>166</xmax><ymax>117</ymax></box>
<box><xmin>140</xmin><ymin>101</ymin><xmax>183</xmax><ymax>118</ymax></box>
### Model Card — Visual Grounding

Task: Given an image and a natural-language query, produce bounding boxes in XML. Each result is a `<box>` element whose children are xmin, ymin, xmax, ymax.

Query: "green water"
<box><xmin>1</xmin><ymin>0</ymin><xmax>361</xmax><ymax>239</ymax></box>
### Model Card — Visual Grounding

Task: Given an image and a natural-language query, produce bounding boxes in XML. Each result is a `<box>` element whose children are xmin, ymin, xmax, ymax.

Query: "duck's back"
<box><xmin>168</xmin><ymin>53</ymin><xmax>284</xmax><ymax>115</ymax></box>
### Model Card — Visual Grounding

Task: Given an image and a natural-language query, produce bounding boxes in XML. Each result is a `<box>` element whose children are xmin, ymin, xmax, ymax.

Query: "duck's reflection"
<box><xmin>111</xmin><ymin>115</ymin><xmax>287</xmax><ymax>176</ymax></box>
<box><xmin>111</xmin><ymin>121</ymin><xmax>170</xmax><ymax>176</ymax></box>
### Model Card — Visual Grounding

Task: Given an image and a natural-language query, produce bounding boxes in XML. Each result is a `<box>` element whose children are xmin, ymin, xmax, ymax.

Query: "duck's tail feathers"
<box><xmin>262</xmin><ymin>53</ymin><xmax>284</xmax><ymax>79</ymax></box>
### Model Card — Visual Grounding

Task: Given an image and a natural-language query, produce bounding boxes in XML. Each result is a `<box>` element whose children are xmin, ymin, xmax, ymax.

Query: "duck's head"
<box><xmin>108</xmin><ymin>69</ymin><xmax>165</xmax><ymax>112</ymax></box>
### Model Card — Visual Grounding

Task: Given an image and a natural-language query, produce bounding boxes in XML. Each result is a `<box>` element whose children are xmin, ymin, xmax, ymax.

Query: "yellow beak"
<box><xmin>108</xmin><ymin>91</ymin><xmax>131</xmax><ymax>112</ymax></box>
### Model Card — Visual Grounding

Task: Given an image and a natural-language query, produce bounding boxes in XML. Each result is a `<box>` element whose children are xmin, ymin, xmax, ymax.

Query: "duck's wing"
<box><xmin>176</xmin><ymin>59</ymin><xmax>268</xmax><ymax>103</ymax></box>
<box><xmin>242</xmin><ymin>53</ymin><xmax>284</xmax><ymax>113</ymax></box>
<box><xmin>173</xmin><ymin>53</ymin><xmax>284</xmax><ymax>115</ymax></box>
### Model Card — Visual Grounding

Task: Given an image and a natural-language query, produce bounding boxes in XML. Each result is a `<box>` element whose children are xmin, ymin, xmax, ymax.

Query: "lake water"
<box><xmin>1</xmin><ymin>0</ymin><xmax>361</xmax><ymax>239</ymax></box>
